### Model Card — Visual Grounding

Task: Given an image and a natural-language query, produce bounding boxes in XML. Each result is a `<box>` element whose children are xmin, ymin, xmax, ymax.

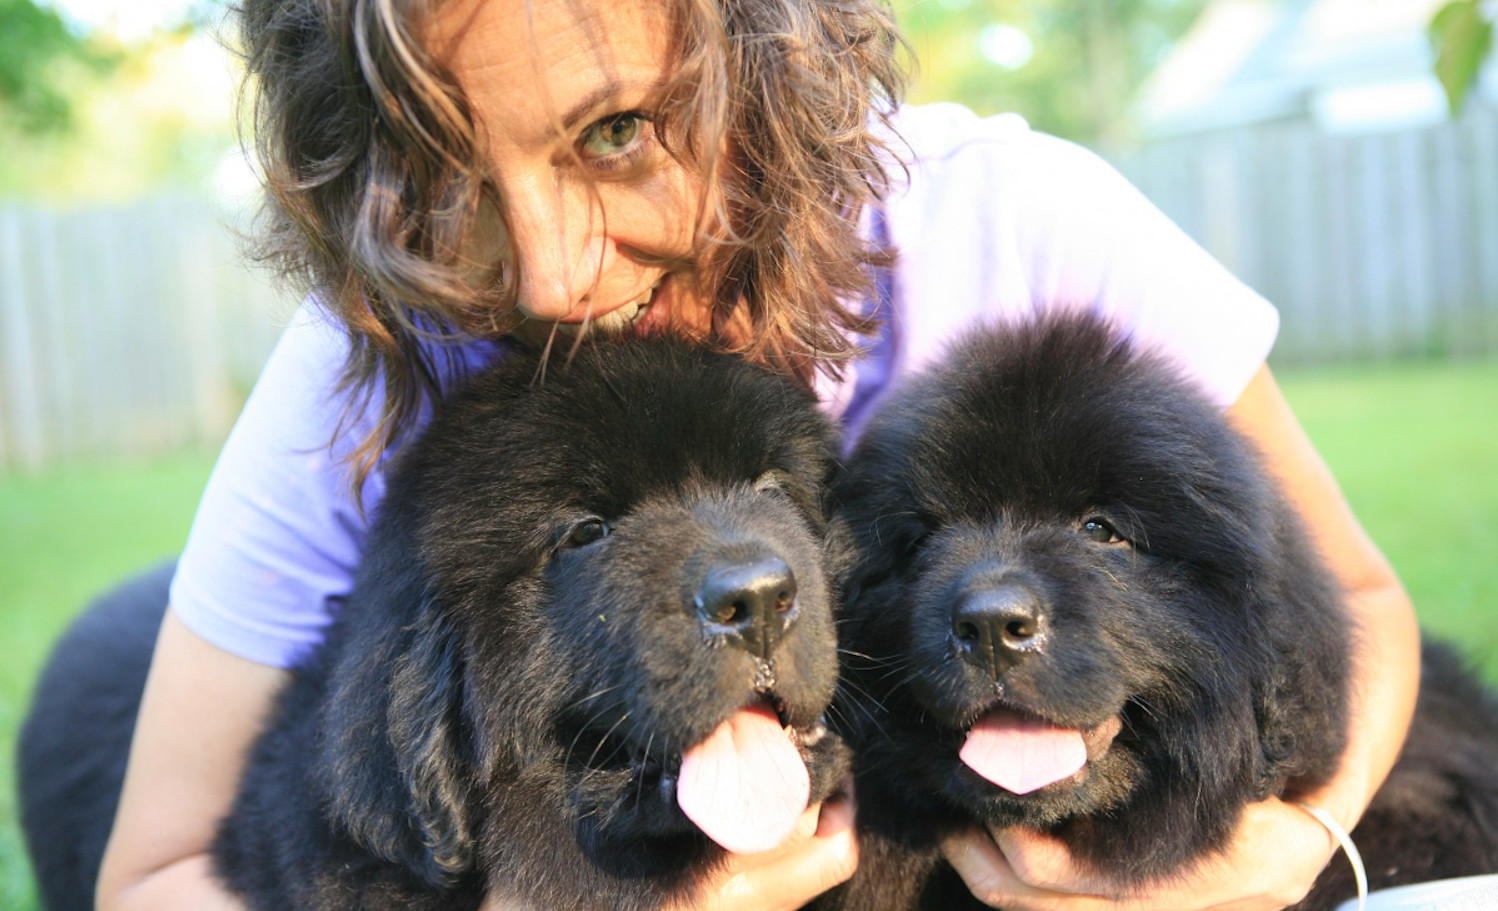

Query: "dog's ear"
<box><xmin>1244</xmin><ymin>519</ymin><xmax>1355</xmax><ymax>799</ymax></box>
<box><xmin>315</xmin><ymin>570</ymin><xmax>477</xmax><ymax>889</ymax></box>
<box><xmin>388</xmin><ymin>601</ymin><xmax>477</xmax><ymax>879</ymax></box>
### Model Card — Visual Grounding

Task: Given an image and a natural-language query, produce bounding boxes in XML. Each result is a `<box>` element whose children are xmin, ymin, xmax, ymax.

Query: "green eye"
<box><xmin>580</xmin><ymin>113</ymin><xmax>644</xmax><ymax>160</ymax></box>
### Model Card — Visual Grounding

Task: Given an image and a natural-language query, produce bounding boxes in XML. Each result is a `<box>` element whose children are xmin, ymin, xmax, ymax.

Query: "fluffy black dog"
<box><xmin>19</xmin><ymin>338</ymin><xmax>849</xmax><ymax>911</ymax></box>
<box><xmin>817</xmin><ymin>313</ymin><xmax>1498</xmax><ymax>911</ymax></box>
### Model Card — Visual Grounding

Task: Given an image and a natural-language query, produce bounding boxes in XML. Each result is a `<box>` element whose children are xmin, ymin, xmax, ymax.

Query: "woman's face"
<box><xmin>432</xmin><ymin>0</ymin><xmax>718</xmax><ymax>347</ymax></box>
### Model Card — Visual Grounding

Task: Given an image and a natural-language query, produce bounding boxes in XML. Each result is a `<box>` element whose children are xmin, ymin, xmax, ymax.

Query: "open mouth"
<box><xmin>675</xmin><ymin>699</ymin><xmax>827</xmax><ymax>854</ymax></box>
<box><xmin>958</xmin><ymin>704</ymin><xmax>1122</xmax><ymax>795</ymax></box>
<box><xmin>571</xmin><ymin>696</ymin><xmax>829</xmax><ymax>854</ymax></box>
<box><xmin>519</xmin><ymin>278</ymin><xmax>662</xmax><ymax>344</ymax></box>
<box><xmin>597</xmin><ymin>280</ymin><xmax>659</xmax><ymax>334</ymax></box>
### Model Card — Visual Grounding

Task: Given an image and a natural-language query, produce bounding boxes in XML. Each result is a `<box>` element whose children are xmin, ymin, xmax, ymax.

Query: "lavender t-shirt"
<box><xmin>170</xmin><ymin>104</ymin><xmax>1278</xmax><ymax>668</ymax></box>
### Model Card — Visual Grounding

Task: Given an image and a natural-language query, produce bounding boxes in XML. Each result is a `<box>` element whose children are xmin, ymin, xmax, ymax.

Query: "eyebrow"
<box><xmin>559</xmin><ymin>78</ymin><xmax>670</xmax><ymax>133</ymax></box>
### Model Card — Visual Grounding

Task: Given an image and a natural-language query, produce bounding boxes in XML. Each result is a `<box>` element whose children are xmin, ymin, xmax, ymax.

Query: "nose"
<box><xmin>503</xmin><ymin>178</ymin><xmax>610</xmax><ymax>323</ymax></box>
<box><xmin>951</xmin><ymin>583</ymin><xmax>1045</xmax><ymax>676</ymax></box>
<box><xmin>694</xmin><ymin>556</ymin><xmax>799</xmax><ymax>660</ymax></box>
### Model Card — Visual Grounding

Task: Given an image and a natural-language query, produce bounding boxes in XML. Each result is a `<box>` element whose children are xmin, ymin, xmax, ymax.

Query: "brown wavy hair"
<box><xmin>234</xmin><ymin>0</ymin><xmax>907</xmax><ymax>488</ymax></box>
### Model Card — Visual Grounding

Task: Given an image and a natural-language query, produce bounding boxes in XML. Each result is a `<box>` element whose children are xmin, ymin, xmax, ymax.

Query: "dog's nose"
<box><xmin>694</xmin><ymin>557</ymin><xmax>799</xmax><ymax>659</ymax></box>
<box><xmin>951</xmin><ymin>585</ymin><xmax>1045</xmax><ymax>675</ymax></box>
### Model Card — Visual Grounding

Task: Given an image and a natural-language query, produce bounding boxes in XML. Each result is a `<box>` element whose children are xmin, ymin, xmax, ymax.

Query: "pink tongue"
<box><xmin>960</xmin><ymin>709</ymin><xmax>1088</xmax><ymax>795</ymax></box>
<box><xmin>677</xmin><ymin>704</ymin><xmax>811</xmax><ymax>854</ymax></box>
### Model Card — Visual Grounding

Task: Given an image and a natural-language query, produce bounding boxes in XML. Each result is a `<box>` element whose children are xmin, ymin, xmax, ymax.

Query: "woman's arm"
<box><xmin>942</xmin><ymin>365</ymin><xmax>1421</xmax><ymax>911</ymax></box>
<box><xmin>95</xmin><ymin>609</ymin><xmax>288</xmax><ymax>911</ymax></box>
<box><xmin>1227</xmin><ymin>365</ymin><xmax>1419</xmax><ymax>833</ymax></box>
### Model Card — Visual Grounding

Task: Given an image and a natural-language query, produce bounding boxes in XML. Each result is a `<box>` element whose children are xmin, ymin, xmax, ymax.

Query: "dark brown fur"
<box><xmin>816</xmin><ymin>313</ymin><xmax>1498</xmax><ymax>911</ymax></box>
<box><xmin>21</xmin><ymin>338</ymin><xmax>850</xmax><ymax>911</ymax></box>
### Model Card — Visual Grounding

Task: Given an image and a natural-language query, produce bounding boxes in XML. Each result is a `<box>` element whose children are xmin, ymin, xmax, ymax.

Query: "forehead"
<box><xmin>430</xmin><ymin>0</ymin><xmax>676</xmax><ymax>149</ymax></box>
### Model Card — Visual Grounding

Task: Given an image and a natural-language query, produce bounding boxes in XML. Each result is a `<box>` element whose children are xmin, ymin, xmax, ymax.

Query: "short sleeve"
<box><xmin>996</xmin><ymin>125</ymin><xmax>1280</xmax><ymax>406</ymax></box>
<box><xmin>169</xmin><ymin>302</ymin><xmax>386</xmax><ymax>668</ymax></box>
<box><xmin>851</xmin><ymin>103</ymin><xmax>1278</xmax><ymax>422</ymax></box>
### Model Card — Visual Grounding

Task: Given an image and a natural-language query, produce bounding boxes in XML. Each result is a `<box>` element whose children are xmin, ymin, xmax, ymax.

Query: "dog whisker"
<box><xmin>563</xmin><ymin>684</ymin><xmax>625</xmax><ymax>713</ymax></box>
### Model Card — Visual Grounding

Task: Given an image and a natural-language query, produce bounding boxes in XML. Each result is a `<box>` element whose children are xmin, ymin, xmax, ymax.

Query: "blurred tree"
<box><xmin>894</xmin><ymin>0</ymin><xmax>1207</xmax><ymax>149</ymax></box>
<box><xmin>0</xmin><ymin>4</ymin><xmax>239</xmax><ymax>202</ymax></box>
<box><xmin>1430</xmin><ymin>0</ymin><xmax>1494</xmax><ymax>114</ymax></box>
<box><xmin>0</xmin><ymin>0</ymin><xmax>116</xmax><ymax>134</ymax></box>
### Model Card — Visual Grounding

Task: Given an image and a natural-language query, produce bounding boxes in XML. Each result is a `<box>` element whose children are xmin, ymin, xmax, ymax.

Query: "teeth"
<box><xmin>525</xmin><ymin>279</ymin><xmax>661</xmax><ymax>341</ymax></box>
<box><xmin>586</xmin><ymin>279</ymin><xmax>660</xmax><ymax>333</ymax></box>
<box><xmin>622</xmin><ymin>280</ymin><xmax>660</xmax><ymax>325</ymax></box>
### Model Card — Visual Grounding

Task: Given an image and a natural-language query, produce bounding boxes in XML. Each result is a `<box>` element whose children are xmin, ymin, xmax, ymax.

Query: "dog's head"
<box><xmin>316</xmin><ymin>339</ymin><xmax>846</xmax><ymax>890</ymax></box>
<box><xmin>833</xmin><ymin>313</ymin><xmax>1350</xmax><ymax>879</ymax></box>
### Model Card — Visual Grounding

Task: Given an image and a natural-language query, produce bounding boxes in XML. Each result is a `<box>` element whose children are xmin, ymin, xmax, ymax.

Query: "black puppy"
<box><xmin>20</xmin><ymin>338</ymin><xmax>849</xmax><ymax>911</ymax></box>
<box><xmin>818</xmin><ymin>313</ymin><xmax>1498</xmax><ymax>911</ymax></box>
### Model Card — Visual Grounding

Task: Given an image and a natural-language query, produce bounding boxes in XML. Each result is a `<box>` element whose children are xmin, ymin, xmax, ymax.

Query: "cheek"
<box><xmin>598</xmin><ymin>162</ymin><xmax>710</xmax><ymax>256</ymax></box>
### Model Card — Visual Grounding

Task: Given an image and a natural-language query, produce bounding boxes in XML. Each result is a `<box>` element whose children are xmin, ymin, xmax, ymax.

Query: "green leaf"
<box><xmin>1430</xmin><ymin>0</ymin><xmax>1494</xmax><ymax>116</ymax></box>
<box><xmin>0</xmin><ymin>0</ymin><xmax>118</xmax><ymax>134</ymax></box>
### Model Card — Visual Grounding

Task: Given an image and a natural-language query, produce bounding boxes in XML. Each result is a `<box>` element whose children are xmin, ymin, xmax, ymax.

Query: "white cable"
<box><xmin>1296</xmin><ymin>802</ymin><xmax>1368</xmax><ymax>911</ymax></box>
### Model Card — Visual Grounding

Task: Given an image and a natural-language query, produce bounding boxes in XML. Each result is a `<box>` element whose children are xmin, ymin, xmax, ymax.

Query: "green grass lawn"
<box><xmin>1</xmin><ymin>452</ymin><xmax>217</xmax><ymax>911</ymax></box>
<box><xmin>1277</xmin><ymin>358</ymin><xmax>1498</xmax><ymax>671</ymax></box>
<box><xmin>1</xmin><ymin>358</ymin><xmax>1495</xmax><ymax>907</ymax></box>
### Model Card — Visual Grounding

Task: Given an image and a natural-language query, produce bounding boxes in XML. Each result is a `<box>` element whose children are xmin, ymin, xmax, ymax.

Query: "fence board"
<box><xmin>1115</xmin><ymin>102</ymin><xmax>1498</xmax><ymax>364</ymax></box>
<box><xmin>0</xmin><ymin>197</ymin><xmax>285</xmax><ymax>471</ymax></box>
<box><xmin>1</xmin><ymin>210</ymin><xmax>45</xmax><ymax>469</ymax></box>
<box><xmin>5</xmin><ymin>105</ymin><xmax>1498</xmax><ymax>470</ymax></box>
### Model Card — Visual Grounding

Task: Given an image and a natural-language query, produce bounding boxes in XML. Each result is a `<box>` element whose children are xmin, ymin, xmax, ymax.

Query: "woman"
<box><xmin>95</xmin><ymin>0</ymin><xmax>1419</xmax><ymax>909</ymax></box>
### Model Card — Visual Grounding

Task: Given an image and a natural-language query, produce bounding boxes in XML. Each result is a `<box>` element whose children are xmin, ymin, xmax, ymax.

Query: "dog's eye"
<box><xmin>1081</xmin><ymin>518</ymin><xmax>1126</xmax><ymax>545</ymax></box>
<box><xmin>753</xmin><ymin>470</ymin><xmax>789</xmax><ymax>494</ymax></box>
<box><xmin>565</xmin><ymin>519</ymin><xmax>611</xmax><ymax>548</ymax></box>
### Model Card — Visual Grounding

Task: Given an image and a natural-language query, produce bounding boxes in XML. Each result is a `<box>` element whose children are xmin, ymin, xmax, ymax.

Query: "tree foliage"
<box><xmin>0</xmin><ymin>0</ymin><xmax>116</xmax><ymax>134</ymax></box>
<box><xmin>893</xmin><ymin>0</ymin><xmax>1207</xmax><ymax>148</ymax></box>
<box><xmin>1430</xmin><ymin>0</ymin><xmax>1494</xmax><ymax>114</ymax></box>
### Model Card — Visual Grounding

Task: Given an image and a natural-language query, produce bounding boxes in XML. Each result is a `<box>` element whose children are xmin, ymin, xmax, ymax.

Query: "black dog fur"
<box><xmin>816</xmin><ymin>313</ymin><xmax>1498</xmax><ymax>911</ymax></box>
<box><xmin>19</xmin><ymin>338</ymin><xmax>849</xmax><ymax>911</ymax></box>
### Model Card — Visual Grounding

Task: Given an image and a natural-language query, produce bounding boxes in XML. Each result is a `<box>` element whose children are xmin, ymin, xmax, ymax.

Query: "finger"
<box><xmin>735</xmin><ymin>796</ymin><xmax>857</xmax><ymax>881</ymax></box>
<box><xmin>941</xmin><ymin>827</ymin><xmax>1023</xmax><ymax>909</ymax></box>
<box><xmin>943</xmin><ymin>828</ymin><xmax>1126</xmax><ymax>911</ymax></box>
<box><xmin>989</xmin><ymin>821</ymin><xmax>1299</xmax><ymax>911</ymax></box>
<box><xmin>741</xmin><ymin>784</ymin><xmax>855</xmax><ymax>864</ymax></box>
<box><xmin>814</xmin><ymin>788</ymin><xmax>856</xmax><ymax>840</ymax></box>
<box><xmin>698</xmin><ymin>800</ymin><xmax>859</xmax><ymax>911</ymax></box>
<box><xmin>756</xmin><ymin>796</ymin><xmax>860</xmax><ymax>901</ymax></box>
<box><xmin>992</xmin><ymin>827</ymin><xmax>1112</xmax><ymax>895</ymax></box>
<box><xmin>789</xmin><ymin>799</ymin><xmax>824</xmax><ymax>843</ymax></box>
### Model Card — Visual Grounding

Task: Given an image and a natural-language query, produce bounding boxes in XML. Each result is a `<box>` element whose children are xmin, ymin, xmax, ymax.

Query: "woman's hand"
<box><xmin>481</xmin><ymin>793</ymin><xmax>858</xmax><ymax>911</ymax></box>
<box><xmin>672</xmin><ymin>792</ymin><xmax>860</xmax><ymax>911</ymax></box>
<box><xmin>942</xmin><ymin>797</ymin><xmax>1341</xmax><ymax>911</ymax></box>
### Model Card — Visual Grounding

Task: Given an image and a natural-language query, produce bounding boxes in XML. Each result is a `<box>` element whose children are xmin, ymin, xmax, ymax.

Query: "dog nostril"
<box><xmin>951</xmin><ymin>586</ymin><xmax>1045</xmax><ymax>672</ymax></box>
<box><xmin>695</xmin><ymin>557</ymin><xmax>798</xmax><ymax>657</ymax></box>
<box><xmin>1004</xmin><ymin>616</ymin><xmax>1039</xmax><ymax>644</ymax></box>
<box><xmin>712</xmin><ymin>599</ymin><xmax>750</xmax><ymax>626</ymax></box>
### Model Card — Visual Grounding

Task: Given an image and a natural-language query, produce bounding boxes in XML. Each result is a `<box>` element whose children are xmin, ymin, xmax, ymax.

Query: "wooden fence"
<box><xmin>4</xmin><ymin>104</ymin><xmax>1498</xmax><ymax>470</ymax></box>
<box><xmin>0</xmin><ymin>196</ymin><xmax>288</xmax><ymax>472</ymax></box>
<box><xmin>1113</xmin><ymin>102</ymin><xmax>1498</xmax><ymax>364</ymax></box>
